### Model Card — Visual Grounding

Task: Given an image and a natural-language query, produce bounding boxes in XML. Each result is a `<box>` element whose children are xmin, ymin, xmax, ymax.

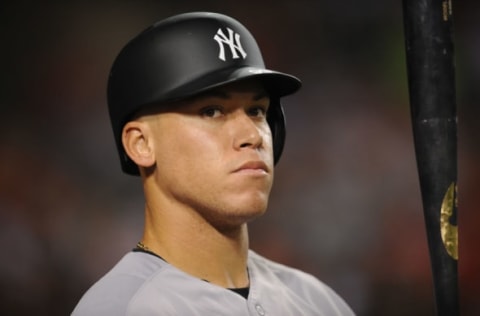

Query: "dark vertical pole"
<box><xmin>402</xmin><ymin>0</ymin><xmax>459</xmax><ymax>315</ymax></box>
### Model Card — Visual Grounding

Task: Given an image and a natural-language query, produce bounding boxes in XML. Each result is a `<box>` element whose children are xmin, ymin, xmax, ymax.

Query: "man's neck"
<box><xmin>141</xmin><ymin>203</ymin><xmax>250</xmax><ymax>289</ymax></box>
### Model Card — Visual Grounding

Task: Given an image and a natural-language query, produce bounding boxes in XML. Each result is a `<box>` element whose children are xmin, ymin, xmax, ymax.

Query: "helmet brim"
<box><xmin>159</xmin><ymin>66</ymin><xmax>302</xmax><ymax>104</ymax></box>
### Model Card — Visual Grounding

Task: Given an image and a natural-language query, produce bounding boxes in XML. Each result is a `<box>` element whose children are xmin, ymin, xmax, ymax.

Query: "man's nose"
<box><xmin>231</xmin><ymin>112</ymin><xmax>263</xmax><ymax>151</ymax></box>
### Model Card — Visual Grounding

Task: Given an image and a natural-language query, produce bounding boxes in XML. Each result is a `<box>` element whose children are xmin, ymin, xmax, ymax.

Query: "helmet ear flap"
<box><xmin>267</xmin><ymin>99</ymin><xmax>286</xmax><ymax>165</ymax></box>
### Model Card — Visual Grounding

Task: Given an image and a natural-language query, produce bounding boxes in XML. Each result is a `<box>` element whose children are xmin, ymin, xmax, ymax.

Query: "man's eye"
<box><xmin>248</xmin><ymin>106</ymin><xmax>268</xmax><ymax>118</ymax></box>
<box><xmin>201</xmin><ymin>107</ymin><xmax>222</xmax><ymax>118</ymax></box>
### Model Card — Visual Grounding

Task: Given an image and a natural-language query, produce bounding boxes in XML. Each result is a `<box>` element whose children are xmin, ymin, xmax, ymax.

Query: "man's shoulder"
<box><xmin>71</xmin><ymin>251</ymin><xmax>167</xmax><ymax>316</ymax></box>
<box><xmin>248</xmin><ymin>250</ymin><xmax>320</xmax><ymax>287</ymax></box>
<box><xmin>248</xmin><ymin>250</ymin><xmax>355</xmax><ymax>315</ymax></box>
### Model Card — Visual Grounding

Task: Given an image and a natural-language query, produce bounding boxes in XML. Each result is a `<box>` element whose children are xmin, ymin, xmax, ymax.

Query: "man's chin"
<box><xmin>207</xmin><ymin>205</ymin><xmax>268</xmax><ymax>233</ymax></box>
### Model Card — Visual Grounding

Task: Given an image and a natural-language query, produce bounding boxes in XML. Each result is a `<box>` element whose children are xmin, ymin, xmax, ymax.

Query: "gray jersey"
<box><xmin>72</xmin><ymin>250</ymin><xmax>354</xmax><ymax>315</ymax></box>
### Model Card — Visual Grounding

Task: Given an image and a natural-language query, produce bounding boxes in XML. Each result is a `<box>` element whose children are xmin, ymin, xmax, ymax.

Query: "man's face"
<box><xmin>144</xmin><ymin>79</ymin><xmax>274</xmax><ymax>229</ymax></box>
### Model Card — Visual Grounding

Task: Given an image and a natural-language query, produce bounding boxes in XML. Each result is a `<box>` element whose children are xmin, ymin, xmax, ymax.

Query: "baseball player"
<box><xmin>72</xmin><ymin>12</ymin><xmax>355</xmax><ymax>315</ymax></box>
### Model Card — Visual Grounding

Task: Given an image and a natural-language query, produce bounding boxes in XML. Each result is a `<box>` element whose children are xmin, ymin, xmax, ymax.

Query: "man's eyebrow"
<box><xmin>253</xmin><ymin>92</ymin><xmax>269</xmax><ymax>101</ymax></box>
<box><xmin>195</xmin><ymin>90</ymin><xmax>269</xmax><ymax>101</ymax></box>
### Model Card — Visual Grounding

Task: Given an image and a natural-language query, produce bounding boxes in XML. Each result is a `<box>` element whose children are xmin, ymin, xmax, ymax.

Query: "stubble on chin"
<box><xmin>193</xmin><ymin>195</ymin><xmax>270</xmax><ymax>234</ymax></box>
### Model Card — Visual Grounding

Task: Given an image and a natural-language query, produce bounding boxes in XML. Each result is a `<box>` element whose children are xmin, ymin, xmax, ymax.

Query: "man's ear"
<box><xmin>122</xmin><ymin>121</ymin><xmax>156</xmax><ymax>169</ymax></box>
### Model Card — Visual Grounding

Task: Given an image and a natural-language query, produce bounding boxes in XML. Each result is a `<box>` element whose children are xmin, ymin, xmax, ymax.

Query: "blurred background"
<box><xmin>1</xmin><ymin>0</ymin><xmax>478</xmax><ymax>315</ymax></box>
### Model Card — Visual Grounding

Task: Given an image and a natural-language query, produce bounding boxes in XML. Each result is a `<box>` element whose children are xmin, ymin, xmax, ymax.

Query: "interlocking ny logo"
<box><xmin>213</xmin><ymin>27</ymin><xmax>247</xmax><ymax>61</ymax></box>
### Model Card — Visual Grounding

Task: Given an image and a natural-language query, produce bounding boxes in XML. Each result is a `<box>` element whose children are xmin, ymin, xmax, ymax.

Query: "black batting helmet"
<box><xmin>107</xmin><ymin>12</ymin><xmax>301</xmax><ymax>175</ymax></box>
